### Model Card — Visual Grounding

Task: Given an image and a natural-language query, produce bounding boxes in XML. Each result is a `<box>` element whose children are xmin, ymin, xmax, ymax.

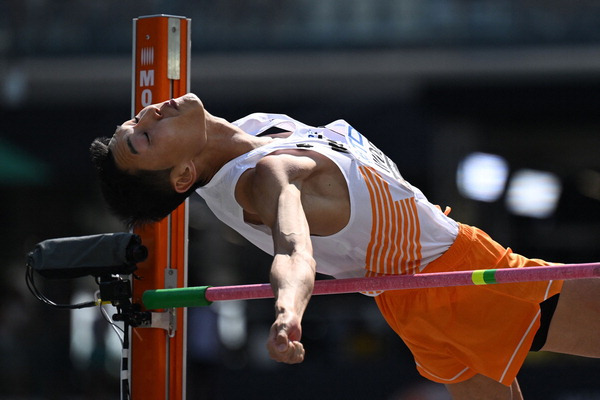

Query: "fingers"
<box><xmin>268</xmin><ymin>340</ymin><xmax>305</xmax><ymax>364</ymax></box>
<box><xmin>268</xmin><ymin>339</ymin><xmax>305</xmax><ymax>364</ymax></box>
<box><xmin>267</xmin><ymin>326</ymin><xmax>305</xmax><ymax>364</ymax></box>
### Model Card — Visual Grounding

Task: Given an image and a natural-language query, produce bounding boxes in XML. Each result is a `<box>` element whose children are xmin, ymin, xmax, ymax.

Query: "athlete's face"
<box><xmin>110</xmin><ymin>93</ymin><xmax>206</xmax><ymax>172</ymax></box>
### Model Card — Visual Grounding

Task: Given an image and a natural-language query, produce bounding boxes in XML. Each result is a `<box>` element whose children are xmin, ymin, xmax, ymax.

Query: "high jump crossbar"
<box><xmin>143</xmin><ymin>262</ymin><xmax>600</xmax><ymax>309</ymax></box>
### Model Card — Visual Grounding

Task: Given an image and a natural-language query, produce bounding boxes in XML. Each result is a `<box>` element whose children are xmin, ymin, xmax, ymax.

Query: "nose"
<box><xmin>158</xmin><ymin>100</ymin><xmax>178</xmax><ymax>116</ymax></box>
<box><xmin>140</xmin><ymin>105</ymin><xmax>162</xmax><ymax>122</ymax></box>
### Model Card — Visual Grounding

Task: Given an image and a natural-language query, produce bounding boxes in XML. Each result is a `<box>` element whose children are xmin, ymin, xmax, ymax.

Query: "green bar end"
<box><xmin>142</xmin><ymin>286</ymin><xmax>213</xmax><ymax>309</ymax></box>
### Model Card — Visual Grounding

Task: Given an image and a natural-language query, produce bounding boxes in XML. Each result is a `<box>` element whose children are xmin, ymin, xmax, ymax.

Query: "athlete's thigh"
<box><xmin>445</xmin><ymin>374</ymin><xmax>522</xmax><ymax>400</ymax></box>
<box><xmin>542</xmin><ymin>278</ymin><xmax>600</xmax><ymax>357</ymax></box>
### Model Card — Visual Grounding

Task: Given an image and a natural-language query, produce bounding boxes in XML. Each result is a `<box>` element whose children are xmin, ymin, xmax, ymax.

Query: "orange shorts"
<box><xmin>375</xmin><ymin>223</ymin><xmax>563</xmax><ymax>386</ymax></box>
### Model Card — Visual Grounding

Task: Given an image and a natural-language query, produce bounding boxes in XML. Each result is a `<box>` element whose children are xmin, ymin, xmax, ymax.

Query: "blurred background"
<box><xmin>2</xmin><ymin>1</ymin><xmax>600</xmax><ymax>399</ymax></box>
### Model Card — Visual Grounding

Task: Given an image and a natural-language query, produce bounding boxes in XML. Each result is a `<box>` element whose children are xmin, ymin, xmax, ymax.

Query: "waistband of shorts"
<box><xmin>423</xmin><ymin>223</ymin><xmax>477</xmax><ymax>273</ymax></box>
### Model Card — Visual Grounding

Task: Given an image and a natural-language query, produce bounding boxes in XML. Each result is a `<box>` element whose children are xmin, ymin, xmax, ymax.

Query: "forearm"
<box><xmin>266</xmin><ymin>249</ymin><xmax>315</xmax><ymax>363</ymax></box>
<box><xmin>270</xmin><ymin>251</ymin><xmax>316</xmax><ymax>320</ymax></box>
<box><xmin>269</xmin><ymin>181</ymin><xmax>316</xmax><ymax>321</ymax></box>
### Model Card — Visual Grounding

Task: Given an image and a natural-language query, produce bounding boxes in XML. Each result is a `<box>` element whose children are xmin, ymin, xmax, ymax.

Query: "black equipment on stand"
<box><xmin>25</xmin><ymin>232</ymin><xmax>150</xmax><ymax>400</ymax></box>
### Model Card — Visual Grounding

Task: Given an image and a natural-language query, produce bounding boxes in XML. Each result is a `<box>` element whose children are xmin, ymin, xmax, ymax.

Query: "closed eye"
<box><xmin>132</xmin><ymin>117</ymin><xmax>149</xmax><ymax>141</ymax></box>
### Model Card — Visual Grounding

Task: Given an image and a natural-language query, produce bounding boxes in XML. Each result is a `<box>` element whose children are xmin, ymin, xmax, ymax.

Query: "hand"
<box><xmin>266</xmin><ymin>313</ymin><xmax>305</xmax><ymax>364</ymax></box>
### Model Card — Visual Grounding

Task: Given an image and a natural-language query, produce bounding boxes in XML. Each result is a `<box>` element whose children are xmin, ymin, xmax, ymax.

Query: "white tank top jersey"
<box><xmin>196</xmin><ymin>113</ymin><xmax>458</xmax><ymax>286</ymax></box>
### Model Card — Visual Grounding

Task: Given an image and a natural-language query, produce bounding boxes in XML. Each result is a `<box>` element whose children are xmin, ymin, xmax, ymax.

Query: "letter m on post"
<box><xmin>140</xmin><ymin>70</ymin><xmax>155</xmax><ymax>87</ymax></box>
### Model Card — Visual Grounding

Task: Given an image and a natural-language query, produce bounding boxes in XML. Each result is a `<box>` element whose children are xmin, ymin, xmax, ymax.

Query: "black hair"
<box><xmin>89</xmin><ymin>137</ymin><xmax>200</xmax><ymax>229</ymax></box>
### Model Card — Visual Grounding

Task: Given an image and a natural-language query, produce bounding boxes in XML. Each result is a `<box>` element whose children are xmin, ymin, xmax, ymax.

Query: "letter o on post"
<box><xmin>141</xmin><ymin>89</ymin><xmax>152</xmax><ymax>106</ymax></box>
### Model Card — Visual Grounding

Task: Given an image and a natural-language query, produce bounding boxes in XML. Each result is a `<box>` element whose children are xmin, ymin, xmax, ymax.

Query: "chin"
<box><xmin>181</xmin><ymin>93</ymin><xmax>201</xmax><ymax>104</ymax></box>
<box><xmin>175</xmin><ymin>93</ymin><xmax>204</xmax><ymax>114</ymax></box>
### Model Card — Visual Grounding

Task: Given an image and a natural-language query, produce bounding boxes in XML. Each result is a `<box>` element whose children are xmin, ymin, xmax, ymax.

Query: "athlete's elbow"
<box><xmin>297</xmin><ymin>252</ymin><xmax>316</xmax><ymax>273</ymax></box>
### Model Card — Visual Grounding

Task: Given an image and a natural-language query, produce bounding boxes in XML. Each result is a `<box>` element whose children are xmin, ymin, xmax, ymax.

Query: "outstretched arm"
<box><xmin>247</xmin><ymin>153</ymin><xmax>317</xmax><ymax>364</ymax></box>
<box><xmin>268</xmin><ymin>182</ymin><xmax>316</xmax><ymax>363</ymax></box>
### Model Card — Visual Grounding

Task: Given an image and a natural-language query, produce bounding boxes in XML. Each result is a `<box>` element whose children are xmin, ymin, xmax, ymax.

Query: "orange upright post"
<box><xmin>130</xmin><ymin>15</ymin><xmax>191</xmax><ymax>400</ymax></box>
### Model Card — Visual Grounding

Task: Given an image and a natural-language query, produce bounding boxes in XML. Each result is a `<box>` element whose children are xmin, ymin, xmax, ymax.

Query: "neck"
<box><xmin>194</xmin><ymin>113</ymin><xmax>271</xmax><ymax>184</ymax></box>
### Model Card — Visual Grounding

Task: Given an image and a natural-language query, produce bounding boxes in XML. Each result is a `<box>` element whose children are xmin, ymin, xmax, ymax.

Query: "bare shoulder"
<box><xmin>235</xmin><ymin>150</ymin><xmax>323</xmax><ymax>210</ymax></box>
<box><xmin>254</xmin><ymin>149</ymin><xmax>329</xmax><ymax>181</ymax></box>
<box><xmin>235</xmin><ymin>149</ymin><xmax>350</xmax><ymax>235</ymax></box>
